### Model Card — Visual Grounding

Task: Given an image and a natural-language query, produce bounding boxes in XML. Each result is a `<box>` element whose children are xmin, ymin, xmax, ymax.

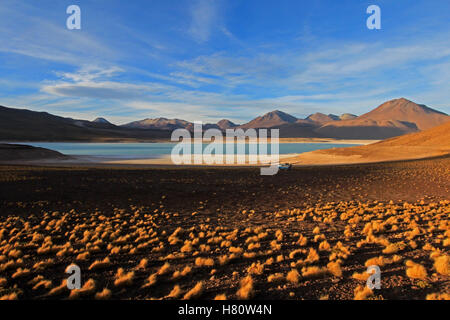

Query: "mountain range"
<box><xmin>292</xmin><ymin>117</ymin><xmax>450</xmax><ymax>165</ymax></box>
<box><xmin>0</xmin><ymin>98</ymin><xmax>448</xmax><ymax>141</ymax></box>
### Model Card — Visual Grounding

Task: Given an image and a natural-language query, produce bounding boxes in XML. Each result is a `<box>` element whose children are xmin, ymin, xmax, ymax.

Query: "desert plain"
<box><xmin>0</xmin><ymin>152</ymin><xmax>448</xmax><ymax>300</ymax></box>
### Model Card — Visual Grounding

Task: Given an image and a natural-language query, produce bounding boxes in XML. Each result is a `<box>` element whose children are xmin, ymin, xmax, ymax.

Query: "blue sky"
<box><xmin>0</xmin><ymin>0</ymin><xmax>449</xmax><ymax>124</ymax></box>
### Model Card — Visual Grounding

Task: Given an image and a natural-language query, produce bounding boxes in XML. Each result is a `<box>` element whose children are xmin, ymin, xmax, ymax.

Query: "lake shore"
<box><xmin>1</xmin><ymin>138</ymin><xmax>379</xmax><ymax>145</ymax></box>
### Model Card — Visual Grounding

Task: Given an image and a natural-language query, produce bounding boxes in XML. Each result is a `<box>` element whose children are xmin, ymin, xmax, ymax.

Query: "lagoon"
<box><xmin>21</xmin><ymin>142</ymin><xmax>361</xmax><ymax>159</ymax></box>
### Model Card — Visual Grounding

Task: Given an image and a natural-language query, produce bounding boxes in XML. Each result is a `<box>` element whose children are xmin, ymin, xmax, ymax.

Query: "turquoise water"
<box><xmin>22</xmin><ymin>142</ymin><xmax>360</xmax><ymax>159</ymax></box>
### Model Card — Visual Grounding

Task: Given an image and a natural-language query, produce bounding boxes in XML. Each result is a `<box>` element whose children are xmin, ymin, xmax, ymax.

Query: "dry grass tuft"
<box><xmin>236</xmin><ymin>276</ymin><xmax>254</xmax><ymax>299</ymax></box>
<box><xmin>88</xmin><ymin>257</ymin><xmax>111</xmax><ymax>271</ymax></box>
<box><xmin>286</xmin><ymin>269</ymin><xmax>300</xmax><ymax>283</ymax></box>
<box><xmin>433</xmin><ymin>255</ymin><xmax>449</xmax><ymax>276</ymax></box>
<box><xmin>69</xmin><ymin>278</ymin><xmax>96</xmax><ymax>299</ymax></box>
<box><xmin>426</xmin><ymin>292</ymin><xmax>450</xmax><ymax>300</ymax></box>
<box><xmin>195</xmin><ymin>257</ymin><xmax>215</xmax><ymax>267</ymax></box>
<box><xmin>114</xmin><ymin>268</ymin><xmax>135</xmax><ymax>287</ymax></box>
<box><xmin>136</xmin><ymin>258</ymin><xmax>148</xmax><ymax>270</ymax></box>
<box><xmin>157</xmin><ymin>262</ymin><xmax>171</xmax><ymax>275</ymax></box>
<box><xmin>142</xmin><ymin>273</ymin><xmax>158</xmax><ymax>288</ymax></box>
<box><xmin>301</xmin><ymin>266</ymin><xmax>328</xmax><ymax>278</ymax></box>
<box><xmin>167</xmin><ymin>285</ymin><xmax>183</xmax><ymax>299</ymax></box>
<box><xmin>327</xmin><ymin>261</ymin><xmax>342</xmax><ymax>277</ymax></box>
<box><xmin>352</xmin><ymin>271</ymin><xmax>370</xmax><ymax>281</ymax></box>
<box><xmin>353</xmin><ymin>285</ymin><xmax>373</xmax><ymax>300</ymax></box>
<box><xmin>405</xmin><ymin>260</ymin><xmax>427</xmax><ymax>280</ymax></box>
<box><xmin>183</xmin><ymin>281</ymin><xmax>203</xmax><ymax>300</ymax></box>
<box><xmin>95</xmin><ymin>288</ymin><xmax>112</xmax><ymax>300</ymax></box>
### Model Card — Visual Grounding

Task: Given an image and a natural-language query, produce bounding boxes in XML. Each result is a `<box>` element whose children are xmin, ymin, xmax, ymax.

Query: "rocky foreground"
<box><xmin>0</xmin><ymin>156</ymin><xmax>448</xmax><ymax>300</ymax></box>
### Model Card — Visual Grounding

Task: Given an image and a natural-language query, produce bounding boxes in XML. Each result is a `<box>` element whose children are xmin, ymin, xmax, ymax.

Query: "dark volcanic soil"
<box><xmin>0</xmin><ymin>156</ymin><xmax>448</xmax><ymax>300</ymax></box>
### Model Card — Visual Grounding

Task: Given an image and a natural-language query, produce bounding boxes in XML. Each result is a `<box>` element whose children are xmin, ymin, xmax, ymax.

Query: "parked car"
<box><xmin>278</xmin><ymin>163</ymin><xmax>292</xmax><ymax>170</ymax></box>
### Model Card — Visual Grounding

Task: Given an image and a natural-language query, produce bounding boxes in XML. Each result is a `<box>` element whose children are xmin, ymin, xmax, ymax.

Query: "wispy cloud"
<box><xmin>1</xmin><ymin>1</ymin><xmax>449</xmax><ymax>124</ymax></box>
<box><xmin>188</xmin><ymin>0</ymin><xmax>219</xmax><ymax>42</ymax></box>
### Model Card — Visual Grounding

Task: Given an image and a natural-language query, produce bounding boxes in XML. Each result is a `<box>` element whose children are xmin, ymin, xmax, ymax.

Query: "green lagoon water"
<box><xmin>20</xmin><ymin>142</ymin><xmax>361</xmax><ymax>159</ymax></box>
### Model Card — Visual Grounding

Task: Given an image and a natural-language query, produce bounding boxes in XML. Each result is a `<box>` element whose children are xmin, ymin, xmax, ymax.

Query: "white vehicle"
<box><xmin>278</xmin><ymin>163</ymin><xmax>292</xmax><ymax>170</ymax></box>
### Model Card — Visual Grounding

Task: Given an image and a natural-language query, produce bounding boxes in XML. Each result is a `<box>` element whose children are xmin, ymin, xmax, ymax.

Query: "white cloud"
<box><xmin>188</xmin><ymin>0</ymin><xmax>220</xmax><ymax>42</ymax></box>
<box><xmin>0</xmin><ymin>2</ymin><xmax>117</xmax><ymax>65</ymax></box>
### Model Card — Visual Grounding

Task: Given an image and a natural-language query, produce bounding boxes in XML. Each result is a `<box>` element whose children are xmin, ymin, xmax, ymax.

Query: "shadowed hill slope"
<box><xmin>289</xmin><ymin>120</ymin><xmax>450</xmax><ymax>165</ymax></box>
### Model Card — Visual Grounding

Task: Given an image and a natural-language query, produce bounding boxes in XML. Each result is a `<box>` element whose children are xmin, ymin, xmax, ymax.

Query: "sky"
<box><xmin>0</xmin><ymin>0</ymin><xmax>449</xmax><ymax>125</ymax></box>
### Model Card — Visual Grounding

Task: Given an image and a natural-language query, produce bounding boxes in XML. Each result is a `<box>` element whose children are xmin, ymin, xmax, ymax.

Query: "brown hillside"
<box><xmin>289</xmin><ymin>120</ymin><xmax>450</xmax><ymax>165</ymax></box>
<box><xmin>315</xmin><ymin>98</ymin><xmax>449</xmax><ymax>139</ymax></box>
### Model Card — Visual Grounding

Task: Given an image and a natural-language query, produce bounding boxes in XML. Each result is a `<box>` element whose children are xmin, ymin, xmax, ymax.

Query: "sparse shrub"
<box><xmin>167</xmin><ymin>285</ymin><xmax>183</xmax><ymax>299</ymax></box>
<box><xmin>183</xmin><ymin>281</ymin><xmax>203</xmax><ymax>300</ymax></box>
<box><xmin>286</xmin><ymin>269</ymin><xmax>300</xmax><ymax>283</ymax></box>
<box><xmin>69</xmin><ymin>279</ymin><xmax>96</xmax><ymax>299</ymax></box>
<box><xmin>195</xmin><ymin>257</ymin><xmax>214</xmax><ymax>267</ymax></box>
<box><xmin>88</xmin><ymin>257</ymin><xmax>111</xmax><ymax>270</ymax></box>
<box><xmin>327</xmin><ymin>261</ymin><xmax>342</xmax><ymax>277</ymax></box>
<box><xmin>95</xmin><ymin>288</ymin><xmax>112</xmax><ymax>300</ymax></box>
<box><xmin>114</xmin><ymin>268</ymin><xmax>135</xmax><ymax>287</ymax></box>
<box><xmin>301</xmin><ymin>266</ymin><xmax>328</xmax><ymax>278</ymax></box>
<box><xmin>433</xmin><ymin>255</ymin><xmax>449</xmax><ymax>276</ymax></box>
<box><xmin>236</xmin><ymin>276</ymin><xmax>253</xmax><ymax>299</ymax></box>
<box><xmin>354</xmin><ymin>285</ymin><xmax>373</xmax><ymax>300</ymax></box>
<box><xmin>405</xmin><ymin>260</ymin><xmax>427</xmax><ymax>280</ymax></box>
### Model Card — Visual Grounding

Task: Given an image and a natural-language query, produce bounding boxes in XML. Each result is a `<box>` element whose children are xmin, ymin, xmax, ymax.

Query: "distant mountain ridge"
<box><xmin>0</xmin><ymin>98</ymin><xmax>448</xmax><ymax>141</ymax></box>
<box><xmin>315</xmin><ymin>98</ymin><xmax>449</xmax><ymax>139</ymax></box>
<box><xmin>93</xmin><ymin>117</ymin><xmax>112</xmax><ymax>124</ymax></box>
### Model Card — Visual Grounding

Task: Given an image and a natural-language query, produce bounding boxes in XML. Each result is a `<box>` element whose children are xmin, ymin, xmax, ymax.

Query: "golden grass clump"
<box><xmin>382</xmin><ymin>242</ymin><xmax>406</xmax><ymax>254</ymax></box>
<box><xmin>289</xmin><ymin>249</ymin><xmax>303</xmax><ymax>259</ymax></box>
<box><xmin>172</xmin><ymin>266</ymin><xmax>192</xmax><ymax>279</ymax></box>
<box><xmin>136</xmin><ymin>258</ymin><xmax>148</xmax><ymax>270</ymax></box>
<box><xmin>236</xmin><ymin>276</ymin><xmax>254</xmax><ymax>299</ymax></box>
<box><xmin>12</xmin><ymin>267</ymin><xmax>30</xmax><ymax>279</ymax></box>
<box><xmin>305</xmin><ymin>248</ymin><xmax>319</xmax><ymax>263</ymax></box>
<box><xmin>0</xmin><ymin>293</ymin><xmax>18</xmax><ymax>300</ymax></box>
<box><xmin>95</xmin><ymin>288</ymin><xmax>112</xmax><ymax>300</ymax></box>
<box><xmin>167</xmin><ymin>285</ymin><xmax>183</xmax><ymax>299</ymax></box>
<box><xmin>275</xmin><ymin>229</ymin><xmax>283</xmax><ymax>241</ymax></box>
<box><xmin>301</xmin><ymin>266</ymin><xmax>328</xmax><ymax>278</ymax></box>
<box><xmin>33</xmin><ymin>279</ymin><xmax>52</xmax><ymax>291</ymax></box>
<box><xmin>327</xmin><ymin>261</ymin><xmax>342</xmax><ymax>277</ymax></box>
<box><xmin>69</xmin><ymin>279</ymin><xmax>96</xmax><ymax>299</ymax></box>
<box><xmin>157</xmin><ymin>262</ymin><xmax>171</xmax><ymax>275</ymax></box>
<box><xmin>88</xmin><ymin>257</ymin><xmax>111</xmax><ymax>271</ymax></box>
<box><xmin>142</xmin><ymin>273</ymin><xmax>158</xmax><ymax>287</ymax></box>
<box><xmin>267</xmin><ymin>273</ymin><xmax>285</xmax><ymax>283</ymax></box>
<box><xmin>270</xmin><ymin>240</ymin><xmax>281</xmax><ymax>251</ymax></box>
<box><xmin>229</xmin><ymin>246</ymin><xmax>243</xmax><ymax>254</ymax></box>
<box><xmin>75</xmin><ymin>251</ymin><xmax>90</xmax><ymax>261</ymax></box>
<box><xmin>352</xmin><ymin>271</ymin><xmax>370</xmax><ymax>281</ymax></box>
<box><xmin>365</xmin><ymin>256</ymin><xmax>386</xmax><ymax>267</ymax></box>
<box><xmin>247</xmin><ymin>262</ymin><xmax>264</xmax><ymax>275</ymax></box>
<box><xmin>405</xmin><ymin>260</ymin><xmax>427</xmax><ymax>280</ymax></box>
<box><xmin>46</xmin><ymin>280</ymin><xmax>68</xmax><ymax>297</ymax></box>
<box><xmin>353</xmin><ymin>285</ymin><xmax>373</xmax><ymax>300</ymax></box>
<box><xmin>433</xmin><ymin>255</ymin><xmax>449</xmax><ymax>276</ymax></box>
<box><xmin>195</xmin><ymin>257</ymin><xmax>214</xmax><ymax>267</ymax></box>
<box><xmin>286</xmin><ymin>269</ymin><xmax>300</xmax><ymax>284</ymax></box>
<box><xmin>183</xmin><ymin>281</ymin><xmax>203</xmax><ymax>300</ymax></box>
<box><xmin>181</xmin><ymin>242</ymin><xmax>193</xmax><ymax>253</ymax></box>
<box><xmin>114</xmin><ymin>268</ymin><xmax>135</xmax><ymax>287</ymax></box>
<box><xmin>296</xmin><ymin>234</ymin><xmax>308</xmax><ymax>246</ymax></box>
<box><xmin>8</xmin><ymin>249</ymin><xmax>22</xmax><ymax>259</ymax></box>
<box><xmin>319</xmin><ymin>240</ymin><xmax>331</xmax><ymax>251</ymax></box>
<box><xmin>426</xmin><ymin>292</ymin><xmax>450</xmax><ymax>300</ymax></box>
